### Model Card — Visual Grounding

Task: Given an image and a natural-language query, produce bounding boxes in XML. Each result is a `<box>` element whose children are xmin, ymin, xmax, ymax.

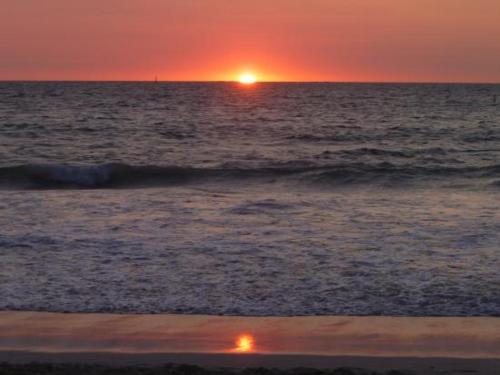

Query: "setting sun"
<box><xmin>233</xmin><ymin>334</ymin><xmax>255</xmax><ymax>353</ymax></box>
<box><xmin>238</xmin><ymin>73</ymin><xmax>257</xmax><ymax>85</ymax></box>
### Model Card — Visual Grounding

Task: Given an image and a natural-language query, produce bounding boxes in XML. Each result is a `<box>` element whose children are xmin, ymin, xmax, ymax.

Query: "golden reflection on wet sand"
<box><xmin>231</xmin><ymin>334</ymin><xmax>255</xmax><ymax>353</ymax></box>
<box><xmin>0</xmin><ymin>312</ymin><xmax>499</xmax><ymax>359</ymax></box>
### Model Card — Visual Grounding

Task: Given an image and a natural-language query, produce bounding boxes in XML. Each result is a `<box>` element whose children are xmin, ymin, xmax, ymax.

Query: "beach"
<box><xmin>1</xmin><ymin>83</ymin><xmax>499</xmax><ymax>373</ymax></box>
<box><xmin>2</xmin><ymin>1</ymin><xmax>500</xmax><ymax>374</ymax></box>
<box><xmin>0</xmin><ymin>312</ymin><xmax>499</xmax><ymax>374</ymax></box>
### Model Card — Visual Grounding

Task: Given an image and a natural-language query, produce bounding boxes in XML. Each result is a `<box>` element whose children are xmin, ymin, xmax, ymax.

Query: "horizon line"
<box><xmin>1</xmin><ymin>79</ymin><xmax>500</xmax><ymax>85</ymax></box>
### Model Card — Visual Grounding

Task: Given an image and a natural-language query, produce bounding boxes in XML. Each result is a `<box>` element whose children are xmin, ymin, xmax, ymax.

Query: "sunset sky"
<box><xmin>1</xmin><ymin>0</ymin><xmax>499</xmax><ymax>82</ymax></box>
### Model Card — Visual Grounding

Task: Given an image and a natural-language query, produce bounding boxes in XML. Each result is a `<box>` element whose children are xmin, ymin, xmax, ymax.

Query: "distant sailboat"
<box><xmin>154</xmin><ymin>75</ymin><xmax>158</xmax><ymax>83</ymax></box>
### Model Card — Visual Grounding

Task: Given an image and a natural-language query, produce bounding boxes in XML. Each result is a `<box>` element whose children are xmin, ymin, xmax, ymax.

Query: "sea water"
<box><xmin>0</xmin><ymin>82</ymin><xmax>499</xmax><ymax>316</ymax></box>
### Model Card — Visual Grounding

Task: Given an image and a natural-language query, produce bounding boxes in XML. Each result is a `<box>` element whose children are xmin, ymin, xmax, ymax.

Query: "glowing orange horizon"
<box><xmin>232</xmin><ymin>334</ymin><xmax>255</xmax><ymax>353</ymax></box>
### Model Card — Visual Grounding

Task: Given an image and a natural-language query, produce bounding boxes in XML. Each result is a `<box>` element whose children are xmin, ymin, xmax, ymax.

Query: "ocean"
<box><xmin>0</xmin><ymin>82</ymin><xmax>499</xmax><ymax>316</ymax></box>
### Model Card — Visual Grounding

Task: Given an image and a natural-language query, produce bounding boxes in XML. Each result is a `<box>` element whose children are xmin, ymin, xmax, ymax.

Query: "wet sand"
<box><xmin>0</xmin><ymin>312</ymin><xmax>499</xmax><ymax>374</ymax></box>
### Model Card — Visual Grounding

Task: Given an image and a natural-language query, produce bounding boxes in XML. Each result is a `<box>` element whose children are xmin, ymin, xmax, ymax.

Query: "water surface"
<box><xmin>0</xmin><ymin>82</ymin><xmax>499</xmax><ymax>316</ymax></box>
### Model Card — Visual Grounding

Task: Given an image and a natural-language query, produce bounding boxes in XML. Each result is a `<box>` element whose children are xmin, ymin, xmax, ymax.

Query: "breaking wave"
<box><xmin>1</xmin><ymin>162</ymin><xmax>500</xmax><ymax>189</ymax></box>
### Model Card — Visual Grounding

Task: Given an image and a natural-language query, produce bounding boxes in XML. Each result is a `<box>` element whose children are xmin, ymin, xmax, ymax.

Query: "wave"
<box><xmin>1</xmin><ymin>162</ymin><xmax>500</xmax><ymax>189</ymax></box>
<box><xmin>0</xmin><ymin>163</ymin><xmax>308</xmax><ymax>189</ymax></box>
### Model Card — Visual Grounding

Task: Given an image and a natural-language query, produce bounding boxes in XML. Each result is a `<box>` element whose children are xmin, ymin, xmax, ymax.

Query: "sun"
<box><xmin>238</xmin><ymin>73</ymin><xmax>257</xmax><ymax>85</ymax></box>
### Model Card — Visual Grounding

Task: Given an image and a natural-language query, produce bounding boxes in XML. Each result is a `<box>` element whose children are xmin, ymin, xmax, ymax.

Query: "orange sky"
<box><xmin>1</xmin><ymin>0</ymin><xmax>499</xmax><ymax>82</ymax></box>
